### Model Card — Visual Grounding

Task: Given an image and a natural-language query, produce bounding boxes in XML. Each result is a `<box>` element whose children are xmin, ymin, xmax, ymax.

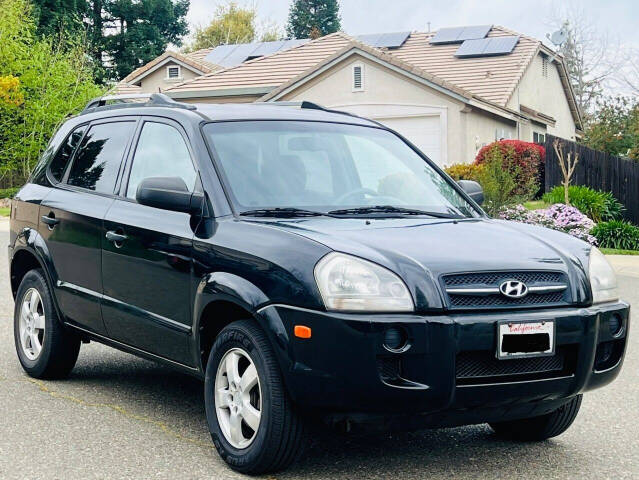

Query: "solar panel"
<box><xmin>377</xmin><ymin>31</ymin><xmax>410</xmax><ymax>48</ymax></box>
<box><xmin>455</xmin><ymin>35</ymin><xmax>519</xmax><ymax>57</ymax></box>
<box><xmin>204</xmin><ymin>44</ymin><xmax>238</xmax><ymax>65</ymax></box>
<box><xmin>203</xmin><ymin>39</ymin><xmax>310</xmax><ymax>67</ymax></box>
<box><xmin>356</xmin><ymin>31</ymin><xmax>410</xmax><ymax>48</ymax></box>
<box><xmin>356</xmin><ymin>33</ymin><xmax>384</xmax><ymax>46</ymax></box>
<box><xmin>430</xmin><ymin>25</ymin><xmax>492</xmax><ymax>44</ymax></box>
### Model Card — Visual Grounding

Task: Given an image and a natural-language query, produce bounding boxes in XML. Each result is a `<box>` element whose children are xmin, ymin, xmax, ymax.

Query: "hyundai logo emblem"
<box><xmin>499</xmin><ymin>280</ymin><xmax>528</xmax><ymax>299</ymax></box>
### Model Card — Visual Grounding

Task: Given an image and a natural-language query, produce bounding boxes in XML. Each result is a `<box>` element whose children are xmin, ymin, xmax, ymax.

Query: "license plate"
<box><xmin>497</xmin><ymin>320</ymin><xmax>555</xmax><ymax>359</ymax></box>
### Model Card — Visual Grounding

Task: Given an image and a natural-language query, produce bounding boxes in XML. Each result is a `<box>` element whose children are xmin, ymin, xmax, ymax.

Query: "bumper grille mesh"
<box><xmin>456</xmin><ymin>348</ymin><xmax>571</xmax><ymax>385</ymax></box>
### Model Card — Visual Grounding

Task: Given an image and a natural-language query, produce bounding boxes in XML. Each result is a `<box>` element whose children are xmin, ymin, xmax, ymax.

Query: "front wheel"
<box><xmin>489</xmin><ymin>395</ymin><xmax>582</xmax><ymax>441</ymax></box>
<box><xmin>204</xmin><ymin>320</ymin><xmax>305</xmax><ymax>474</ymax></box>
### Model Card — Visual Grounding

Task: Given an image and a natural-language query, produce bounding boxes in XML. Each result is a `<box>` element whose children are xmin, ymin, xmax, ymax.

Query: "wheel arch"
<box><xmin>193</xmin><ymin>272</ymin><xmax>292</xmax><ymax>377</ymax></box>
<box><xmin>10</xmin><ymin>228</ymin><xmax>64</xmax><ymax>321</ymax></box>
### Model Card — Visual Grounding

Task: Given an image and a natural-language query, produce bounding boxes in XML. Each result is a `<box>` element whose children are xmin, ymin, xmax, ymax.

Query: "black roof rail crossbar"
<box><xmin>300</xmin><ymin>101</ymin><xmax>387</xmax><ymax>128</ymax></box>
<box><xmin>82</xmin><ymin>93</ymin><xmax>196</xmax><ymax>113</ymax></box>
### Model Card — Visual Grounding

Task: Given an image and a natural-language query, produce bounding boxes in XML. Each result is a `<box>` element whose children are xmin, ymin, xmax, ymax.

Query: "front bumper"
<box><xmin>259</xmin><ymin>301</ymin><xmax>629</xmax><ymax>425</ymax></box>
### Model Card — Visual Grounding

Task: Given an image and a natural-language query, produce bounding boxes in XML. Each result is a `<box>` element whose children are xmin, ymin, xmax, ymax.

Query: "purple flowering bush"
<box><xmin>498</xmin><ymin>204</ymin><xmax>597</xmax><ymax>245</ymax></box>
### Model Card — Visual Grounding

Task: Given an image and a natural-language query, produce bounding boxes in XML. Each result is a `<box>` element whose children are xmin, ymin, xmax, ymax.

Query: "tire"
<box><xmin>489</xmin><ymin>395</ymin><xmax>582</xmax><ymax>441</ymax></box>
<box><xmin>14</xmin><ymin>269</ymin><xmax>81</xmax><ymax>379</ymax></box>
<box><xmin>204</xmin><ymin>319</ymin><xmax>305</xmax><ymax>474</ymax></box>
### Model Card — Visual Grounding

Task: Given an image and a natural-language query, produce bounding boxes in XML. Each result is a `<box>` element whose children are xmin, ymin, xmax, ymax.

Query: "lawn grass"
<box><xmin>601</xmin><ymin>248</ymin><xmax>639</xmax><ymax>256</ymax></box>
<box><xmin>0</xmin><ymin>207</ymin><xmax>10</xmax><ymax>217</ymax></box>
<box><xmin>523</xmin><ymin>200</ymin><xmax>550</xmax><ymax>210</ymax></box>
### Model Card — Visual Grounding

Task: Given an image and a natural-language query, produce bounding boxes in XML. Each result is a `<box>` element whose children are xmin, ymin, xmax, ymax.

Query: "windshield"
<box><xmin>203</xmin><ymin>121</ymin><xmax>478</xmax><ymax>217</ymax></box>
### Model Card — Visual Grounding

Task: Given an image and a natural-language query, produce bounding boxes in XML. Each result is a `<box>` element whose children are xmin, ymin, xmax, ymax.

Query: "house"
<box><xmin>117</xmin><ymin>26</ymin><xmax>582</xmax><ymax>166</ymax></box>
<box><xmin>112</xmin><ymin>50</ymin><xmax>219</xmax><ymax>94</ymax></box>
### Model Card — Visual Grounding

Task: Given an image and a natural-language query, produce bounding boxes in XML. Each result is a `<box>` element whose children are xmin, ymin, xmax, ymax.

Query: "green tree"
<box><xmin>0</xmin><ymin>0</ymin><xmax>102</xmax><ymax>186</ymax></box>
<box><xmin>286</xmin><ymin>0</ymin><xmax>341</xmax><ymax>39</ymax></box>
<box><xmin>29</xmin><ymin>0</ymin><xmax>190</xmax><ymax>82</ymax></box>
<box><xmin>30</xmin><ymin>0</ymin><xmax>87</xmax><ymax>38</ymax></box>
<box><xmin>187</xmin><ymin>2</ymin><xmax>255</xmax><ymax>52</ymax></box>
<box><xmin>186</xmin><ymin>2</ymin><xmax>281</xmax><ymax>53</ymax></box>
<box><xmin>584</xmin><ymin>96</ymin><xmax>639</xmax><ymax>159</ymax></box>
<box><xmin>103</xmin><ymin>0</ymin><xmax>190</xmax><ymax>80</ymax></box>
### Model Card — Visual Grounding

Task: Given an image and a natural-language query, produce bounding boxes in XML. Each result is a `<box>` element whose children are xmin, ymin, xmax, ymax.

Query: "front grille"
<box><xmin>456</xmin><ymin>346</ymin><xmax>575</xmax><ymax>385</ymax></box>
<box><xmin>377</xmin><ymin>357</ymin><xmax>401</xmax><ymax>381</ymax></box>
<box><xmin>442</xmin><ymin>270</ymin><xmax>569</xmax><ymax>310</ymax></box>
<box><xmin>445</xmin><ymin>271</ymin><xmax>563</xmax><ymax>286</ymax></box>
<box><xmin>450</xmin><ymin>291</ymin><xmax>565</xmax><ymax>308</ymax></box>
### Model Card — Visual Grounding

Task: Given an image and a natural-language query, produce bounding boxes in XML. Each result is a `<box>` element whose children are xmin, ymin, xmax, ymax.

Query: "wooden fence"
<box><xmin>544</xmin><ymin>134</ymin><xmax>639</xmax><ymax>225</ymax></box>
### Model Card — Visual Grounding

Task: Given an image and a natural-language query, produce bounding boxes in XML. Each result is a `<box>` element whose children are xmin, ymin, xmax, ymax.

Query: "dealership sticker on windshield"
<box><xmin>497</xmin><ymin>320</ymin><xmax>555</xmax><ymax>360</ymax></box>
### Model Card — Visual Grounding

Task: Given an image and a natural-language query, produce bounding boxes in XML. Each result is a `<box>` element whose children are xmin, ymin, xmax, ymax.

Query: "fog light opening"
<box><xmin>383</xmin><ymin>327</ymin><xmax>409</xmax><ymax>353</ymax></box>
<box><xmin>609</xmin><ymin>315</ymin><xmax>623</xmax><ymax>337</ymax></box>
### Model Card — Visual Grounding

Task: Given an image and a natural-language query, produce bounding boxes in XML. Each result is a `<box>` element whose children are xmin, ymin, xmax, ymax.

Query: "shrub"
<box><xmin>475</xmin><ymin>140</ymin><xmax>544</xmax><ymax>198</ymax></box>
<box><xmin>592</xmin><ymin>220</ymin><xmax>639</xmax><ymax>250</ymax></box>
<box><xmin>542</xmin><ymin>185</ymin><xmax>625</xmax><ymax>222</ymax></box>
<box><xmin>444</xmin><ymin>163</ymin><xmax>484</xmax><ymax>181</ymax></box>
<box><xmin>499</xmin><ymin>203</ymin><xmax>597</xmax><ymax>245</ymax></box>
<box><xmin>0</xmin><ymin>187</ymin><xmax>19</xmax><ymax>198</ymax></box>
<box><xmin>476</xmin><ymin>146</ymin><xmax>518</xmax><ymax>215</ymax></box>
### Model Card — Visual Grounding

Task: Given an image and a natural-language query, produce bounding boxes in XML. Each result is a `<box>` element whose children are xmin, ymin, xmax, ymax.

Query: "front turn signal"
<box><xmin>294</xmin><ymin>325</ymin><xmax>312</xmax><ymax>339</ymax></box>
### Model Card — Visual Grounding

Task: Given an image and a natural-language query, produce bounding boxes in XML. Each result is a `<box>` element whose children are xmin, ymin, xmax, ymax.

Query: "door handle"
<box><xmin>41</xmin><ymin>214</ymin><xmax>59</xmax><ymax>229</ymax></box>
<box><xmin>106</xmin><ymin>230</ymin><xmax>128</xmax><ymax>246</ymax></box>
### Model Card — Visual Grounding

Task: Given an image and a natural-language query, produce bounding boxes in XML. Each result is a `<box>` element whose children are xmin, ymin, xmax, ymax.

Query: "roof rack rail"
<box><xmin>82</xmin><ymin>93</ymin><xmax>196</xmax><ymax>113</ymax></box>
<box><xmin>299</xmin><ymin>101</ymin><xmax>386</xmax><ymax>127</ymax></box>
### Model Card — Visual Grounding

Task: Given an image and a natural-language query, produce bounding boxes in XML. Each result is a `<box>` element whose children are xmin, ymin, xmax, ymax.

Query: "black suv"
<box><xmin>9</xmin><ymin>94</ymin><xmax>629</xmax><ymax>474</ymax></box>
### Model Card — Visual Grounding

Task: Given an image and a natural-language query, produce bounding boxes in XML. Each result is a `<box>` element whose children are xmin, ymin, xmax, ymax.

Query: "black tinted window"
<box><xmin>49</xmin><ymin>125</ymin><xmax>86</xmax><ymax>182</ymax></box>
<box><xmin>67</xmin><ymin>122</ymin><xmax>133</xmax><ymax>193</ymax></box>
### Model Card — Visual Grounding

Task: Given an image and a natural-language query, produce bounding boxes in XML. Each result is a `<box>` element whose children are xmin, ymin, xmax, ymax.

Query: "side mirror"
<box><xmin>136</xmin><ymin>176</ymin><xmax>203</xmax><ymax>214</ymax></box>
<box><xmin>457</xmin><ymin>180</ymin><xmax>484</xmax><ymax>205</ymax></box>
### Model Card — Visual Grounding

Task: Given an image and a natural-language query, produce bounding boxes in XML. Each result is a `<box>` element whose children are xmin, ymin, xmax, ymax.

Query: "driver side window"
<box><xmin>126</xmin><ymin>122</ymin><xmax>197</xmax><ymax>199</ymax></box>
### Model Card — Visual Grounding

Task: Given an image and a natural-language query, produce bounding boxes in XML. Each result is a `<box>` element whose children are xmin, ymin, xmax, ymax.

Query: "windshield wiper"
<box><xmin>327</xmin><ymin>205</ymin><xmax>460</xmax><ymax>218</ymax></box>
<box><xmin>239</xmin><ymin>207</ymin><xmax>324</xmax><ymax>218</ymax></box>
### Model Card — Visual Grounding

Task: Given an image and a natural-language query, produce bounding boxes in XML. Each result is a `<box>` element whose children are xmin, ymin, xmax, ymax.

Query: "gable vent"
<box><xmin>167</xmin><ymin>66</ymin><xmax>180</xmax><ymax>79</ymax></box>
<box><xmin>353</xmin><ymin>65</ymin><xmax>364</xmax><ymax>91</ymax></box>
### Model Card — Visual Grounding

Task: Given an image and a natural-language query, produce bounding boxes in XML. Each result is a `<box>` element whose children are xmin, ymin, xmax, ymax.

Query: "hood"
<box><xmin>248</xmin><ymin>216</ymin><xmax>593</xmax><ymax>311</ymax></box>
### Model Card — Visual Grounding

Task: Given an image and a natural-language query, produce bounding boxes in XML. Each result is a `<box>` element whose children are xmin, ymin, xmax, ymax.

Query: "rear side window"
<box><xmin>49</xmin><ymin>125</ymin><xmax>86</xmax><ymax>182</ymax></box>
<box><xmin>125</xmin><ymin>122</ymin><xmax>196</xmax><ymax>199</ymax></box>
<box><xmin>67</xmin><ymin>122</ymin><xmax>134</xmax><ymax>194</ymax></box>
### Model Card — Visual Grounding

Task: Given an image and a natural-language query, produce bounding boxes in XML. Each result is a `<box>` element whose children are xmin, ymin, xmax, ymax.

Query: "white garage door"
<box><xmin>376</xmin><ymin>116</ymin><xmax>442</xmax><ymax>165</ymax></box>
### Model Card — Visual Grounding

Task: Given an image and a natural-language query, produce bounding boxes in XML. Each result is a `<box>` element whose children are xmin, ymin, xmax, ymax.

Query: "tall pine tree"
<box><xmin>29</xmin><ymin>0</ymin><xmax>190</xmax><ymax>82</ymax></box>
<box><xmin>286</xmin><ymin>0</ymin><xmax>341</xmax><ymax>39</ymax></box>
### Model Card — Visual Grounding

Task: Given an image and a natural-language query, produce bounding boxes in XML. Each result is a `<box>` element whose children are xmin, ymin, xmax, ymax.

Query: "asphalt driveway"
<box><xmin>0</xmin><ymin>218</ymin><xmax>637</xmax><ymax>479</ymax></box>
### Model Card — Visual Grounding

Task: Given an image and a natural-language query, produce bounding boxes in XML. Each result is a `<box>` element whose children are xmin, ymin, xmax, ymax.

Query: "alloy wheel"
<box><xmin>214</xmin><ymin>348</ymin><xmax>262</xmax><ymax>449</ymax></box>
<box><xmin>19</xmin><ymin>288</ymin><xmax>46</xmax><ymax>361</ymax></box>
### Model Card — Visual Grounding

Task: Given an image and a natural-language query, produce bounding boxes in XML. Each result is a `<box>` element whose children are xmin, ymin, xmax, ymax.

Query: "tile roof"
<box><xmin>123</xmin><ymin>51</ymin><xmax>218</xmax><ymax>84</ymax></box>
<box><xmin>164</xmin><ymin>26</ymin><xmax>576</xmax><ymax>123</ymax></box>
<box><xmin>390</xmin><ymin>26</ymin><xmax>539</xmax><ymax>105</ymax></box>
<box><xmin>166</xmin><ymin>33</ymin><xmax>352</xmax><ymax>93</ymax></box>
<box><xmin>110</xmin><ymin>82</ymin><xmax>143</xmax><ymax>95</ymax></box>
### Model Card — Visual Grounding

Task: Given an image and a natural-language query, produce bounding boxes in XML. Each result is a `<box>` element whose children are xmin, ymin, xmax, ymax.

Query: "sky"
<box><xmin>186</xmin><ymin>0</ymin><xmax>639</xmax><ymax>49</ymax></box>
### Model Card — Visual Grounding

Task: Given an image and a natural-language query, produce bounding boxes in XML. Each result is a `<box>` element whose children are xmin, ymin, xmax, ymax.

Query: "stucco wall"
<box><xmin>136</xmin><ymin>61</ymin><xmax>202</xmax><ymax>93</ymax></box>
<box><xmin>279</xmin><ymin>55</ymin><xmax>517</xmax><ymax>165</ymax></box>
<box><xmin>507</xmin><ymin>53</ymin><xmax>577</xmax><ymax>141</ymax></box>
<box><xmin>279</xmin><ymin>55</ymin><xmax>470</xmax><ymax>165</ymax></box>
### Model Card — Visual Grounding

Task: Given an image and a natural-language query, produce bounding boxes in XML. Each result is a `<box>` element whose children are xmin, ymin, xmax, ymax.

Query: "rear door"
<box><xmin>101</xmin><ymin>118</ymin><xmax>198</xmax><ymax>364</ymax></box>
<box><xmin>40</xmin><ymin>118</ymin><xmax>136</xmax><ymax>334</ymax></box>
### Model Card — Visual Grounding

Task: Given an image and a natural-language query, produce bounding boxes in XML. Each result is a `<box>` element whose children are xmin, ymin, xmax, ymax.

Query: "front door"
<box><xmin>101</xmin><ymin>119</ymin><xmax>199</xmax><ymax>365</ymax></box>
<box><xmin>40</xmin><ymin>120</ymin><xmax>136</xmax><ymax>334</ymax></box>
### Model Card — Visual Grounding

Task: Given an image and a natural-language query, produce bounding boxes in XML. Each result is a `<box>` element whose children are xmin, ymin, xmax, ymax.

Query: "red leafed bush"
<box><xmin>474</xmin><ymin>140</ymin><xmax>545</xmax><ymax>197</ymax></box>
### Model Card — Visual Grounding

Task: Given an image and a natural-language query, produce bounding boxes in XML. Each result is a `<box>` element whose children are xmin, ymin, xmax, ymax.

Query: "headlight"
<box><xmin>314</xmin><ymin>252</ymin><xmax>414</xmax><ymax>312</ymax></box>
<box><xmin>589</xmin><ymin>247</ymin><xmax>618</xmax><ymax>304</ymax></box>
